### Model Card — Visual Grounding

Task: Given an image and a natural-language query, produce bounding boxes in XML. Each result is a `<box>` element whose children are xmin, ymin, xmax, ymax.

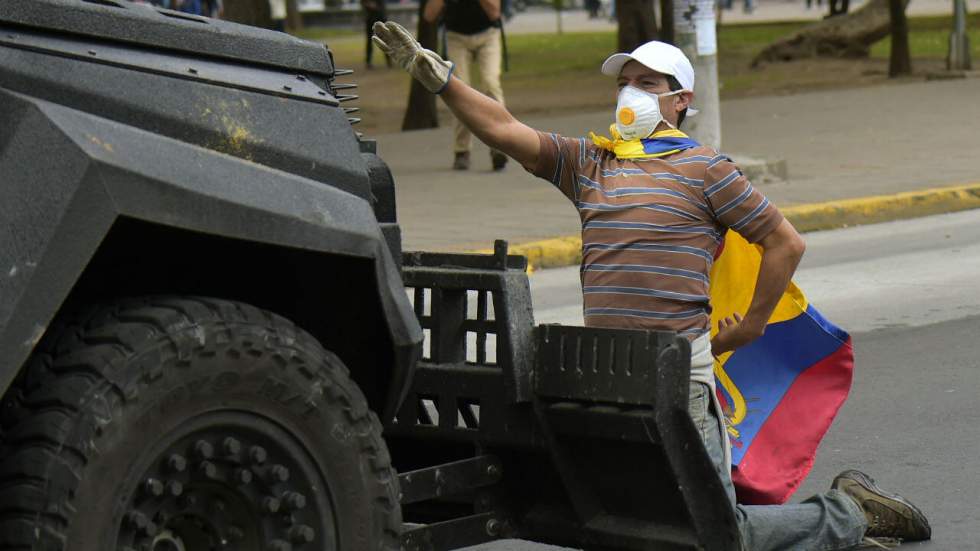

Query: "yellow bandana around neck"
<box><xmin>589</xmin><ymin>125</ymin><xmax>693</xmax><ymax>160</ymax></box>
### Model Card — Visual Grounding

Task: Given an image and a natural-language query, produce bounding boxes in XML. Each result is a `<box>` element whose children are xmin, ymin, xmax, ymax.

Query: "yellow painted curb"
<box><xmin>781</xmin><ymin>182</ymin><xmax>980</xmax><ymax>233</ymax></box>
<box><xmin>471</xmin><ymin>182</ymin><xmax>980</xmax><ymax>271</ymax></box>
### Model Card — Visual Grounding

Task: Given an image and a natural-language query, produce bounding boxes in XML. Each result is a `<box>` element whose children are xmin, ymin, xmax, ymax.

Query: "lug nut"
<box><xmin>269</xmin><ymin>464</ymin><xmax>290</xmax><ymax>483</ymax></box>
<box><xmin>167</xmin><ymin>480</ymin><xmax>183</xmax><ymax>497</ymax></box>
<box><xmin>227</xmin><ymin>526</ymin><xmax>245</xmax><ymax>541</ymax></box>
<box><xmin>485</xmin><ymin>518</ymin><xmax>500</xmax><ymax>537</ymax></box>
<box><xmin>289</xmin><ymin>525</ymin><xmax>315</xmax><ymax>544</ymax></box>
<box><xmin>179</xmin><ymin>494</ymin><xmax>198</xmax><ymax>509</ymax></box>
<box><xmin>235</xmin><ymin>468</ymin><xmax>253</xmax><ymax>485</ymax></box>
<box><xmin>141</xmin><ymin>520</ymin><xmax>159</xmax><ymax>538</ymax></box>
<box><xmin>144</xmin><ymin>478</ymin><xmax>164</xmax><ymax>497</ymax></box>
<box><xmin>261</xmin><ymin>496</ymin><xmax>281</xmax><ymax>514</ymax></box>
<box><xmin>223</xmin><ymin>437</ymin><xmax>242</xmax><ymax>455</ymax></box>
<box><xmin>283</xmin><ymin>491</ymin><xmax>306</xmax><ymax>511</ymax></box>
<box><xmin>267</xmin><ymin>540</ymin><xmax>291</xmax><ymax>551</ymax></box>
<box><xmin>199</xmin><ymin>461</ymin><xmax>218</xmax><ymax>479</ymax></box>
<box><xmin>194</xmin><ymin>440</ymin><xmax>214</xmax><ymax>459</ymax></box>
<box><xmin>249</xmin><ymin>445</ymin><xmax>267</xmax><ymax>465</ymax></box>
<box><xmin>168</xmin><ymin>454</ymin><xmax>187</xmax><ymax>473</ymax></box>
<box><xmin>126</xmin><ymin>511</ymin><xmax>148</xmax><ymax>531</ymax></box>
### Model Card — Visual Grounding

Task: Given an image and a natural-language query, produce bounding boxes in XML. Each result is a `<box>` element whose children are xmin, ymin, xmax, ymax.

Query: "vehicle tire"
<box><xmin>0</xmin><ymin>296</ymin><xmax>401</xmax><ymax>551</ymax></box>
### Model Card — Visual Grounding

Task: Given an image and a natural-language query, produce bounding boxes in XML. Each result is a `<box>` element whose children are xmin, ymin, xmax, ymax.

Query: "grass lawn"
<box><xmin>302</xmin><ymin>13</ymin><xmax>979</xmax><ymax>135</ymax></box>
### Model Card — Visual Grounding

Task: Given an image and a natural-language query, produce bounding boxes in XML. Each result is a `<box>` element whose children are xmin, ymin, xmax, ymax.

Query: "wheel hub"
<box><xmin>117</xmin><ymin>413</ymin><xmax>335</xmax><ymax>551</ymax></box>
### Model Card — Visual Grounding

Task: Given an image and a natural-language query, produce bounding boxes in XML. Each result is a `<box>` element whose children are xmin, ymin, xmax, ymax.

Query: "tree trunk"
<box><xmin>616</xmin><ymin>0</ymin><xmax>659</xmax><ymax>53</ymax></box>
<box><xmin>285</xmin><ymin>0</ymin><xmax>304</xmax><ymax>32</ymax></box>
<box><xmin>659</xmin><ymin>0</ymin><xmax>674</xmax><ymax>44</ymax></box>
<box><xmin>222</xmin><ymin>0</ymin><xmax>274</xmax><ymax>28</ymax></box>
<box><xmin>888</xmin><ymin>0</ymin><xmax>911</xmax><ymax>76</ymax></box>
<box><xmin>752</xmin><ymin>0</ymin><xmax>909</xmax><ymax>65</ymax></box>
<box><xmin>402</xmin><ymin>0</ymin><xmax>440</xmax><ymax>130</ymax></box>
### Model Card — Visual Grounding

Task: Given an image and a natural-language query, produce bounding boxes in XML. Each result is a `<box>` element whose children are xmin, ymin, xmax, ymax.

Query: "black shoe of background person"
<box><xmin>453</xmin><ymin>151</ymin><xmax>470</xmax><ymax>171</ymax></box>
<box><xmin>491</xmin><ymin>150</ymin><xmax>508</xmax><ymax>171</ymax></box>
<box><xmin>832</xmin><ymin>470</ymin><xmax>932</xmax><ymax>542</ymax></box>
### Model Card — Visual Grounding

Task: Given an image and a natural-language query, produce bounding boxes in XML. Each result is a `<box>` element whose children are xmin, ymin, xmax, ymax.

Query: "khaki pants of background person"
<box><xmin>446</xmin><ymin>28</ymin><xmax>504</xmax><ymax>154</ymax></box>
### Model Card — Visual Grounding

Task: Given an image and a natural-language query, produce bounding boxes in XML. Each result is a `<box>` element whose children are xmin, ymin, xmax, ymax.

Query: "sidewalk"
<box><xmin>376</xmin><ymin>76</ymin><xmax>980</xmax><ymax>254</ymax></box>
<box><xmin>502</xmin><ymin>0</ymin><xmax>961</xmax><ymax>34</ymax></box>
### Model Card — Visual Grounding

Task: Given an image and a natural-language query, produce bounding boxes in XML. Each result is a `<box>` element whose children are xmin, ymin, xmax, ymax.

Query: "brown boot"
<box><xmin>832</xmin><ymin>470</ymin><xmax>931</xmax><ymax>541</ymax></box>
<box><xmin>491</xmin><ymin>149</ymin><xmax>508</xmax><ymax>171</ymax></box>
<box><xmin>453</xmin><ymin>151</ymin><xmax>470</xmax><ymax>171</ymax></box>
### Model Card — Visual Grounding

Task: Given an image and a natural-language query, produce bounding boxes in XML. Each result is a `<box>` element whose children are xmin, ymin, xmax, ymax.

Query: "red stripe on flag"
<box><xmin>732</xmin><ymin>339</ymin><xmax>854</xmax><ymax>504</ymax></box>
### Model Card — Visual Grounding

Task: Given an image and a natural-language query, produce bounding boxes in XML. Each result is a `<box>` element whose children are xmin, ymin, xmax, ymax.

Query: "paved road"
<box><xmin>462</xmin><ymin>210</ymin><xmax>980</xmax><ymax>549</ymax></box>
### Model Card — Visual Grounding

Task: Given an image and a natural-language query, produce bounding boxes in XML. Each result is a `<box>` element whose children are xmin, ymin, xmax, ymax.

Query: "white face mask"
<box><xmin>615</xmin><ymin>86</ymin><xmax>682</xmax><ymax>140</ymax></box>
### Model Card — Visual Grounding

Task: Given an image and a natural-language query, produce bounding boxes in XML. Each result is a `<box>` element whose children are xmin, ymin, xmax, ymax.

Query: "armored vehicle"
<box><xmin>0</xmin><ymin>1</ymin><xmax>738</xmax><ymax>550</ymax></box>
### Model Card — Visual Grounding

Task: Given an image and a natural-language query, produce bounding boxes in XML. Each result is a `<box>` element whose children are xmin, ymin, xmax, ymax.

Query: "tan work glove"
<box><xmin>372</xmin><ymin>21</ymin><xmax>454</xmax><ymax>94</ymax></box>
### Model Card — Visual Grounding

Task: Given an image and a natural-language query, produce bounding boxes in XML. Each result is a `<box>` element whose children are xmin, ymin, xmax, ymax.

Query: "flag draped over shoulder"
<box><xmin>709</xmin><ymin>230</ymin><xmax>854</xmax><ymax>505</ymax></box>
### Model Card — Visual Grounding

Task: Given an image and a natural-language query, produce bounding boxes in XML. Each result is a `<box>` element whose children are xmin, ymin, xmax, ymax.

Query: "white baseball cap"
<box><xmin>601</xmin><ymin>41</ymin><xmax>698</xmax><ymax>115</ymax></box>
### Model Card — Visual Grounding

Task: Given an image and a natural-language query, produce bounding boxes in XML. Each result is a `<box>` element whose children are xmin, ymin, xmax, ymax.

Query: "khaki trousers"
<box><xmin>446</xmin><ymin>27</ymin><xmax>505</xmax><ymax>153</ymax></box>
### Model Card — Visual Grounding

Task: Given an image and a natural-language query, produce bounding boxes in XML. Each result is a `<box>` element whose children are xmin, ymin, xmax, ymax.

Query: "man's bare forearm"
<box><xmin>439</xmin><ymin>76</ymin><xmax>539</xmax><ymax>169</ymax></box>
<box><xmin>743</xmin><ymin>219</ymin><xmax>806</xmax><ymax>334</ymax></box>
<box><xmin>711</xmin><ymin>219</ymin><xmax>805</xmax><ymax>354</ymax></box>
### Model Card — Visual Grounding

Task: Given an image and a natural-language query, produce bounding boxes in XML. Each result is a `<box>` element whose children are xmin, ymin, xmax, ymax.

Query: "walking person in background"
<box><xmin>423</xmin><ymin>0</ymin><xmax>508</xmax><ymax>171</ymax></box>
<box><xmin>585</xmin><ymin>0</ymin><xmax>601</xmax><ymax>18</ymax></box>
<box><xmin>174</xmin><ymin>0</ymin><xmax>203</xmax><ymax>15</ymax></box>
<box><xmin>362</xmin><ymin>0</ymin><xmax>391</xmax><ymax>69</ymax></box>
<box><xmin>202</xmin><ymin>0</ymin><xmax>223</xmax><ymax>18</ymax></box>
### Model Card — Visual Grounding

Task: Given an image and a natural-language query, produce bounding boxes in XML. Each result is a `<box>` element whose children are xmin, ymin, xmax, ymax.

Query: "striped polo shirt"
<box><xmin>533</xmin><ymin>131</ymin><xmax>785</xmax><ymax>339</ymax></box>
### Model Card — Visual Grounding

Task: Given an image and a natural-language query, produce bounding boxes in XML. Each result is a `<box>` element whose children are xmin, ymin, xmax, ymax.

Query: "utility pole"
<box><xmin>947</xmin><ymin>0</ymin><xmax>972</xmax><ymax>70</ymax></box>
<box><xmin>673</xmin><ymin>0</ymin><xmax>721</xmax><ymax>149</ymax></box>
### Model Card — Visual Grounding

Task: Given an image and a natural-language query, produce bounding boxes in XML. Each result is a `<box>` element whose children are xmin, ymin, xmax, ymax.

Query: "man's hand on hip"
<box><xmin>711</xmin><ymin>312</ymin><xmax>765</xmax><ymax>356</ymax></box>
<box><xmin>372</xmin><ymin>21</ymin><xmax>453</xmax><ymax>94</ymax></box>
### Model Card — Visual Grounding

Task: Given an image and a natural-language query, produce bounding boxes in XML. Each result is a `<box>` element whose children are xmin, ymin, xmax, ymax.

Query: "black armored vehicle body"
<box><xmin>0</xmin><ymin>2</ymin><xmax>738</xmax><ymax>550</ymax></box>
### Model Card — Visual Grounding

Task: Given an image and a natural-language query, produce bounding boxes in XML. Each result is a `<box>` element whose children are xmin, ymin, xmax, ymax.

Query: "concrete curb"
<box><xmin>472</xmin><ymin>182</ymin><xmax>980</xmax><ymax>271</ymax></box>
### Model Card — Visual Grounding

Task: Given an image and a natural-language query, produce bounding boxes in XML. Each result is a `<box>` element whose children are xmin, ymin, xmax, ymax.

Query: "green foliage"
<box><xmin>293</xmin><ymin>27</ymin><xmax>361</xmax><ymax>43</ymax></box>
<box><xmin>870</xmin><ymin>12</ymin><xmax>980</xmax><ymax>59</ymax></box>
<box><xmin>504</xmin><ymin>32</ymin><xmax>616</xmax><ymax>77</ymax></box>
<box><xmin>717</xmin><ymin>21</ymin><xmax>807</xmax><ymax>56</ymax></box>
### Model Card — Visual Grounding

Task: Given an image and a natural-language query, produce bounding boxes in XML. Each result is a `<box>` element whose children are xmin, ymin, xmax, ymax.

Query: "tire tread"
<box><xmin>0</xmin><ymin>296</ymin><xmax>401</xmax><ymax>550</ymax></box>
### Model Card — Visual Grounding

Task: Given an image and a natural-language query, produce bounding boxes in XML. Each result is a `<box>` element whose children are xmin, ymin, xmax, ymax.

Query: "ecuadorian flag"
<box><xmin>710</xmin><ymin>230</ymin><xmax>854</xmax><ymax>505</ymax></box>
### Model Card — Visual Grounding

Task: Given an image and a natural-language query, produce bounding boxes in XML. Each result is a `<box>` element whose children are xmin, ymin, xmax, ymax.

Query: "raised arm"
<box><xmin>438</xmin><ymin>77</ymin><xmax>538</xmax><ymax>168</ymax></box>
<box><xmin>372</xmin><ymin>21</ymin><xmax>540</xmax><ymax>169</ymax></box>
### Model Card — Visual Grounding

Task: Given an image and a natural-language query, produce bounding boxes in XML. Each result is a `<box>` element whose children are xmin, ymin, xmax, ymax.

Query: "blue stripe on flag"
<box><xmin>719</xmin><ymin>306</ymin><xmax>850</xmax><ymax>465</ymax></box>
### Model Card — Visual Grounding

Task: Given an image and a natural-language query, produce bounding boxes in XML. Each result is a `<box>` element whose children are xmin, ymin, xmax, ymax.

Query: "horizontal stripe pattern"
<box><xmin>578</xmin><ymin>201</ymin><xmax>703</xmax><ymax>221</ymax></box>
<box><xmin>585</xmin><ymin>306</ymin><xmax>706</xmax><ymax>320</ymax></box>
<box><xmin>582</xmin><ymin>242</ymin><xmax>715</xmax><ymax>263</ymax></box>
<box><xmin>583</xmin><ymin>263</ymin><xmax>710</xmax><ymax>284</ymax></box>
<box><xmin>532</xmin><ymin>131</ymin><xmax>784</xmax><ymax>338</ymax></box>
<box><xmin>584</xmin><ymin>220</ymin><xmax>722</xmax><ymax>239</ymax></box>
<box><xmin>584</xmin><ymin>285</ymin><xmax>709</xmax><ymax>302</ymax></box>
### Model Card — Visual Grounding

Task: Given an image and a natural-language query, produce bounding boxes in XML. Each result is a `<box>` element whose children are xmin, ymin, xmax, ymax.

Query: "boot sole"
<box><xmin>834</xmin><ymin>470</ymin><xmax>932</xmax><ymax>540</ymax></box>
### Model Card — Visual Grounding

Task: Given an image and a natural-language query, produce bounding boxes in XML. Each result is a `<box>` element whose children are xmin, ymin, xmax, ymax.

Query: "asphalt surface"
<box><xmin>464</xmin><ymin>210</ymin><xmax>980</xmax><ymax>550</ymax></box>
